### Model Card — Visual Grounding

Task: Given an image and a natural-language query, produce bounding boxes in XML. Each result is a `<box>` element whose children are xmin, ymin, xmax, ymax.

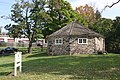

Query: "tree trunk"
<box><xmin>28</xmin><ymin>31</ymin><xmax>35</xmax><ymax>54</ymax></box>
<box><xmin>28</xmin><ymin>41</ymin><xmax>32</xmax><ymax>53</ymax></box>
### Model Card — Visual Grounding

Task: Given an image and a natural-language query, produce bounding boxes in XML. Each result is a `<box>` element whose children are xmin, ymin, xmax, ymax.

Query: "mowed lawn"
<box><xmin>0</xmin><ymin>48</ymin><xmax>120</xmax><ymax>80</ymax></box>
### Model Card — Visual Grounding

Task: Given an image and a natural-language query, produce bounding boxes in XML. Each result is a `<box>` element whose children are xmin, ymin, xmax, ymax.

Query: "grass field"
<box><xmin>0</xmin><ymin>48</ymin><xmax>120</xmax><ymax>80</ymax></box>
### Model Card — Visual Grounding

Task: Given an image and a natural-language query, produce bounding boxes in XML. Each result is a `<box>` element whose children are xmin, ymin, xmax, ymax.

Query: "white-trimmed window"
<box><xmin>55</xmin><ymin>38</ymin><xmax>63</xmax><ymax>45</ymax></box>
<box><xmin>78</xmin><ymin>38</ymin><xmax>88</xmax><ymax>44</ymax></box>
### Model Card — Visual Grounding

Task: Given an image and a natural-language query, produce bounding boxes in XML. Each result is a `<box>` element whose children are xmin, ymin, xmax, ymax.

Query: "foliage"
<box><xmin>92</xmin><ymin>18</ymin><xmax>113</xmax><ymax>37</ymax></box>
<box><xmin>76</xmin><ymin>4</ymin><xmax>99</xmax><ymax>27</ymax></box>
<box><xmin>106</xmin><ymin>17</ymin><xmax>120</xmax><ymax>53</ymax></box>
<box><xmin>5</xmin><ymin>0</ymin><xmax>51</xmax><ymax>53</ymax></box>
<box><xmin>5</xmin><ymin>24</ymin><xmax>22</xmax><ymax>38</ymax></box>
<box><xmin>42</xmin><ymin>0</ymin><xmax>83</xmax><ymax>38</ymax></box>
<box><xmin>5</xmin><ymin>0</ymin><xmax>82</xmax><ymax>53</ymax></box>
<box><xmin>0</xmin><ymin>52</ymin><xmax>120</xmax><ymax>80</ymax></box>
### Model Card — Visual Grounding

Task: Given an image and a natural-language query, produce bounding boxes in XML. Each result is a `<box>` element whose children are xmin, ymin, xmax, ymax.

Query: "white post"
<box><xmin>14</xmin><ymin>52</ymin><xmax>22</xmax><ymax>76</ymax></box>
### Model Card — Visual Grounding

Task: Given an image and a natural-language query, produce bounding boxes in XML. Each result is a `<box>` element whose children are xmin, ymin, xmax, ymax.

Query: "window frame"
<box><xmin>78</xmin><ymin>38</ymin><xmax>88</xmax><ymax>44</ymax></box>
<box><xmin>55</xmin><ymin>38</ymin><xmax>63</xmax><ymax>45</ymax></box>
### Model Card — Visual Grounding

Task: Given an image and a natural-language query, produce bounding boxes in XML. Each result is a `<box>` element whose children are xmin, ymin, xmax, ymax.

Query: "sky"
<box><xmin>0</xmin><ymin>0</ymin><xmax>120</xmax><ymax>32</ymax></box>
<box><xmin>67</xmin><ymin>0</ymin><xmax>120</xmax><ymax>19</ymax></box>
<box><xmin>0</xmin><ymin>0</ymin><xmax>15</xmax><ymax>32</ymax></box>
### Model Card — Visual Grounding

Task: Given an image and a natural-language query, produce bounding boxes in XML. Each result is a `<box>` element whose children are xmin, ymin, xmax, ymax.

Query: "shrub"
<box><xmin>97</xmin><ymin>51</ymin><xmax>103</xmax><ymax>54</ymax></box>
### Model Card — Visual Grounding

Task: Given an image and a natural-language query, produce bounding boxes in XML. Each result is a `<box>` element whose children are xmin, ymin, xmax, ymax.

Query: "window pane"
<box><xmin>56</xmin><ymin>40</ymin><xmax>59</xmax><ymax>43</ymax></box>
<box><xmin>55</xmin><ymin>38</ymin><xmax>63</xmax><ymax>44</ymax></box>
<box><xmin>79</xmin><ymin>39</ymin><xmax>82</xmax><ymax>43</ymax></box>
<box><xmin>83</xmin><ymin>39</ymin><xmax>86</xmax><ymax>43</ymax></box>
<box><xmin>59</xmin><ymin>39</ymin><xmax>62</xmax><ymax>43</ymax></box>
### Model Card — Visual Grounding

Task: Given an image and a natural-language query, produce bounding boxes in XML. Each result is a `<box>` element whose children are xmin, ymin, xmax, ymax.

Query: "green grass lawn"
<box><xmin>0</xmin><ymin>49</ymin><xmax>120</xmax><ymax>80</ymax></box>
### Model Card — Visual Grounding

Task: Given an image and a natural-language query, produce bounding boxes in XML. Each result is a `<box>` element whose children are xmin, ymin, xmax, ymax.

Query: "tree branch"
<box><xmin>101</xmin><ymin>0</ymin><xmax>120</xmax><ymax>13</ymax></box>
<box><xmin>105</xmin><ymin>0</ymin><xmax>120</xmax><ymax>8</ymax></box>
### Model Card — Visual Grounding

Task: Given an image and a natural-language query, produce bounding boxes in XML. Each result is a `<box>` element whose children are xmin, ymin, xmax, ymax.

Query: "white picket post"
<box><xmin>14</xmin><ymin>52</ymin><xmax>22</xmax><ymax>76</ymax></box>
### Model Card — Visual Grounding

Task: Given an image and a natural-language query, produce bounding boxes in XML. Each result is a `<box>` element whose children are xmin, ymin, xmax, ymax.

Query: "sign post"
<box><xmin>14</xmin><ymin>52</ymin><xmax>22</xmax><ymax>76</ymax></box>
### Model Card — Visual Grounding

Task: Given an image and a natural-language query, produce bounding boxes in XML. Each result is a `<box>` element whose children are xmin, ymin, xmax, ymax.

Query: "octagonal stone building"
<box><xmin>47</xmin><ymin>22</ymin><xmax>105</xmax><ymax>55</ymax></box>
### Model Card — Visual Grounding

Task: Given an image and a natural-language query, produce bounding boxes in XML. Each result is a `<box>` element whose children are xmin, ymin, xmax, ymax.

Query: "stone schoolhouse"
<box><xmin>47</xmin><ymin>22</ymin><xmax>105</xmax><ymax>55</ymax></box>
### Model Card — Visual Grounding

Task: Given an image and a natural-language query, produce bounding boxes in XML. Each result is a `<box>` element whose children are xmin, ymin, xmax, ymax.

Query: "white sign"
<box><xmin>14</xmin><ymin>52</ymin><xmax>22</xmax><ymax>76</ymax></box>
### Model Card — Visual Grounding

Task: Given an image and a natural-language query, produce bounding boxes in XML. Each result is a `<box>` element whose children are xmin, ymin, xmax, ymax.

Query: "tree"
<box><xmin>92</xmin><ymin>18</ymin><xmax>113</xmax><ymax>37</ymax></box>
<box><xmin>107</xmin><ymin>17</ymin><xmax>120</xmax><ymax>53</ymax></box>
<box><xmin>5</xmin><ymin>0</ymin><xmax>51</xmax><ymax>53</ymax></box>
<box><xmin>0</xmin><ymin>26</ymin><xmax>2</xmax><ymax>34</ymax></box>
<box><xmin>95</xmin><ymin>10</ymin><xmax>101</xmax><ymax>20</ymax></box>
<box><xmin>42</xmin><ymin>0</ymin><xmax>82</xmax><ymax>37</ymax></box>
<box><xmin>76</xmin><ymin>4</ymin><xmax>98</xmax><ymax>27</ymax></box>
<box><xmin>5</xmin><ymin>24</ymin><xmax>22</xmax><ymax>39</ymax></box>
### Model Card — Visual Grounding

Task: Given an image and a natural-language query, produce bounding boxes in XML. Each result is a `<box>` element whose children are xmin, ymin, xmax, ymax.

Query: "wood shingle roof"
<box><xmin>48</xmin><ymin>22</ymin><xmax>103</xmax><ymax>37</ymax></box>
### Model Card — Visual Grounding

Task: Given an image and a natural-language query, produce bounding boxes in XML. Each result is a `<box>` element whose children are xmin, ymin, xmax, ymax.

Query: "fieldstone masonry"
<box><xmin>48</xmin><ymin>35</ymin><xmax>105</xmax><ymax>55</ymax></box>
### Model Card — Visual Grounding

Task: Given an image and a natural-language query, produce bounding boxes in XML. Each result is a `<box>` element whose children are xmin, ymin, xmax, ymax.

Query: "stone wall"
<box><xmin>48</xmin><ymin>35</ymin><xmax>105</xmax><ymax>55</ymax></box>
<box><xmin>47</xmin><ymin>36</ymin><xmax>70</xmax><ymax>55</ymax></box>
<box><xmin>69</xmin><ymin>36</ymin><xmax>96</xmax><ymax>55</ymax></box>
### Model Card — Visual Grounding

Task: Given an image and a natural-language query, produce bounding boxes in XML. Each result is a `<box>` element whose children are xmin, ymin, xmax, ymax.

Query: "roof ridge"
<box><xmin>69</xmin><ymin>22</ymin><xmax>74</xmax><ymax>35</ymax></box>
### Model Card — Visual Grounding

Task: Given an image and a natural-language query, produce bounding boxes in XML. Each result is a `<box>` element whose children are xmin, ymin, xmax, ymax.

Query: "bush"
<box><xmin>97</xmin><ymin>51</ymin><xmax>103</xmax><ymax>54</ymax></box>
